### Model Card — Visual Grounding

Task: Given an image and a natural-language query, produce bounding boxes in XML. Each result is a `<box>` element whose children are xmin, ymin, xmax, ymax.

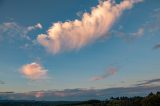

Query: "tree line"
<box><xmin>69</xmin><ymin>91</ymin><xmax>160</xmax><ymax>106</ymax></box>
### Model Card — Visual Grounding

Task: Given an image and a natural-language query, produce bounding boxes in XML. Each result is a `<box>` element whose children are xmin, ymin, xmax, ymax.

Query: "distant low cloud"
<box><xmin>37</xmin><ymin>0</ymin><xmax>143</xmax><ymax>54</ymax></box>
<box><xmin>35</xmin><ymin>91</ymin><xmax>44</xmax><ymax>98</ymax></box>
<box><xmin>20</xmin><ymin>62</ymin><xmax>48</xmax><ymax>80</ymax></box>
<box><xmin>0</xmin><ymin>84</ymin><xmax>159</xmax><ymax>101</ymax></box>
<box><xmin>90</xmin><ymin>67</ymin><xmax>118</xmax><ymax>81</ymax></box>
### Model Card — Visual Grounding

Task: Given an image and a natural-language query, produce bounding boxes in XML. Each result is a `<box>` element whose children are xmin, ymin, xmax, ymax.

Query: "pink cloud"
<box><xmin>21</xmin><ymin>62</ymin><xmax>48</xmax><ymax>80</ymax></box>
<box><xmin>90</xmin><ymin>67</ymin><xmax>118</xmax><ymax>81</ymax></box>
<box><xmin>37</xmin><ymin>0</ymin><xmax>143</xmax><ymax>54</ymax></box>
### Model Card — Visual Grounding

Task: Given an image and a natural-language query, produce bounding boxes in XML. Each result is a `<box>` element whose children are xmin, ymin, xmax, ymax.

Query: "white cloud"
<box><xmin>20</xmin><ymin>62</ymin><xmax>48</xmax><ymax>80</ymax></box>
<box><xmin>76</xmin><ymin>11</ymin><xmax>83</xmax><ymax>17</ymax></box>
<box><xmin>27</xmin><ymin>23</ymin><xmax>43</xmax><ymax>31</ymax></box>
<box><xmin>35</xmin><ymin>23</ymin><xmax>43</xmax><ymax>29</ymax></box>
<box><xmin>131</xmin><ymin>28</ymin><xmax>144</xmax><ymax>37</ymax></box>
<box><xmin>37</xmin><ymin>0</ymin><xmax>143</xmax><ymax>54</ymax></box>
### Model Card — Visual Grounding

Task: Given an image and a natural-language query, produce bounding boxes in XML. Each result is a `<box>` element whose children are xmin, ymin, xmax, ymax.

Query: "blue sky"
<box><xmin>0</xmin><ymin>0</ymin><xmax>160</xmax><ymax>100</ymax></box>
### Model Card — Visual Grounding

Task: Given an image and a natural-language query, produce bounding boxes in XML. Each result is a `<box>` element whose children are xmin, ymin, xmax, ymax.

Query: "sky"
<box><xmin>0</xmin><ymin>0</ymin><xmax>160</xmax><ymax>101</ymax></box>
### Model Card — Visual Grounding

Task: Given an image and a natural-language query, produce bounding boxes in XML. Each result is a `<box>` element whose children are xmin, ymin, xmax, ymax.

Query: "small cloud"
<box><xmin>20</xmin><ymin>62</ymin><xmax>48</xmax><ymax>80</ymax></box>
<box><xmin>90</xmin><ymin>67</ymin><xmax>118</xmax><ymax>81</ymax></box>
<box><xmin>76</xmin><ymin>11</ymin><xmax>83</xmax><ymax>17</ymax></box>
<box><xmin>131</xmin><ymin>28</ymin><xmax>144</xmax><ymax>37</ymax></box>
<box><xmin>35</xmin><ymin>23</ymin><xmax>43</xmax><ymax>29</ymax></box>
<box><xmin>27</xmin><ymin>23</ymin><xmax>42</xmax><ymax>31</ymax></box>
<box><xmin>153</xmin><ymin>44</ymin><xmax>160</xmax><ymax>50</ymax></box>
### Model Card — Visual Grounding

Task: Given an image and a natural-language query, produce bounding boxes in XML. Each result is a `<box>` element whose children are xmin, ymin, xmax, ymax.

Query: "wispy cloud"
<box><xmin>37</xmin><ymin>0</ymin><xmax>143</xmax><ymax>54</ymax></box>
<box><xmin>20</xmin><ymin>62</ymin><xmax>48</xmax><ymax>80</ymax></box>
<box><xmin>146</xmin><ymin>8</ymin><xmax>160</xmax><ymax>33</ymax></box>
<box><xmin>111</xmin><ymin>7</ymin><xmax>160</xmax><ymax>43</ymax></box>
<box><xmin>90</xmin><ymin>67</ymin><xmax>118</xmax><ymax>81</ymax></box>
<box><xmin>136</xmin><ymin>78</ymin><xmax>160</xmax><ymax>86</ymax></box>
<box><xmin>111</xmin><ymin>27</ymin><xmax>145</xmax><ymax>42</ymax></box>
<box><xmin>0</xmin><ymin>22</ymin><xmax>42</xmax><ymax>41</ymax></box>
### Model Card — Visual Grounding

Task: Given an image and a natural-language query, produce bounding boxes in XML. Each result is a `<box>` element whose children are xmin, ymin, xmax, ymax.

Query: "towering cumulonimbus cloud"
<box><xmin>37</xmin><ymin>0</ymin><xmax>143</xmax><ymax>54</ymax></box>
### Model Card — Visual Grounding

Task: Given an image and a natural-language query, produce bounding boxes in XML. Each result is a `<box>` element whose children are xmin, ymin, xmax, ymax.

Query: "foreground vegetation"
<box><xmin>0</xmin><ymin>92</ymin><xmax>160</xmax><ymax>106</ymax></box>
<box><xmin>72</xmin><ymin>92</ymin><xmax>160</xmax><ymax>106</ymax></box>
